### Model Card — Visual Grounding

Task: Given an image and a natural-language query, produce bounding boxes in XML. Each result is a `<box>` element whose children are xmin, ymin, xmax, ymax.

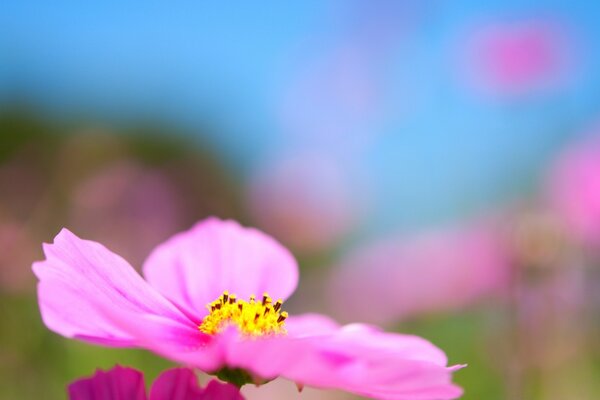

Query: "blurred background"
<box><xmin>1</xmin><ymin>1</ymin><xmax>600</xmax><ymax>399</ymax></box>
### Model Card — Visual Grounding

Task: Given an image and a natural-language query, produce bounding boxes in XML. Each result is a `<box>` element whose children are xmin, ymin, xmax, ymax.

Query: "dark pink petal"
<box><xmin>200</xmin><ymin>380</ymin><xmax>244</xmax><ymax>400</ymax></box>
<box><xmin>33</xmin><ymin>229</ymin><xmax>198</xmax><ymax>347</ymax></box>
<box><xmin>149</xmin><ymin>368</ymin><xmax>202</xmax><ymax>400</ymax></box>
<box><xmin>143</xmin><ymin>218</ymin><xmax>298</xmax><ymax>317</ymax></box>
<box><xmin>150</xmin><ymin>368</ymin><xmax>243</xmax><ymax>400</ymax></box>
<box><xmin>68</xmin><ymin>365</ymin><xmax>146</xmax><ymax>400</ymax></box>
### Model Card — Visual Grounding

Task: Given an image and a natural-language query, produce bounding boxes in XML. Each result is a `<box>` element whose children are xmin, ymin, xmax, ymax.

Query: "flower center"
<box><xmin>199</xmin><ymin>291</ymin><xmax>288</xmax><ymax>336</ymax></box>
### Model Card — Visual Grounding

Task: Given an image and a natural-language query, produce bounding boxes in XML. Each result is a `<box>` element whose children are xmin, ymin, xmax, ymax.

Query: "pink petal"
<box><xmin>176</xmin><ymin>315</ymin><xmax>462</xmax><ymax>399</ymax></box>
<box><xmin>285</xmin><ymin>313</ymin><xmax>340</xmax><ymax>337</ymax></box>
<box><xmin>33</xmin><ymin>229</ymin><xmax>198</xmax><ymax>347</ymax></box>
<box><xmin>68</xmin><ymin>365</ymin><xmax>147</xmax><ymax>400</ymax></box>
<box><xmin>150</xmin><ymin>368</ymin><xmax>244</xmax><ymax>400</ymax></box>
<box><xmin>200</xmin><ymin>380</ymin><xmax>245</xmax><ymax>400</ymax></box>
<box><xmin>149</xmin><ymin>368</ymin><xmax>196</xmax><ymax>400</ymax></box>
<box><xmin>143</xmin><ymin>218</ymin><xmax>298</xmax><ymax>317</ymax></box>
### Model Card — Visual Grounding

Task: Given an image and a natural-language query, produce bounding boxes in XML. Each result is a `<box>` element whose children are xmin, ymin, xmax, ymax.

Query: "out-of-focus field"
<box><xmin>2</xmin><ymin>2</ymin><xmax>600</xmax><ymax>399</ymax></box>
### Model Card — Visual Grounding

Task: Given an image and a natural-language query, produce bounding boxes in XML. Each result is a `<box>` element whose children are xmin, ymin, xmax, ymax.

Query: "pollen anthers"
<box><xmin>199</xmin><ymin>291</ymin><xmax>288</xmax><ymax>336</ymax></box>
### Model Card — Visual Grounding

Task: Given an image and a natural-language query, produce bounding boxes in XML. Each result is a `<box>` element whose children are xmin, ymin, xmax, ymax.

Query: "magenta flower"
<box><xmin>68</xmin><ymin>365</ymin><xmax>243</xmax><ymax>400</ymax></box>
<box><xmin>34</xmin><ymin>218</ymin><xmax>463</xmax><ymax>399</ymax></box>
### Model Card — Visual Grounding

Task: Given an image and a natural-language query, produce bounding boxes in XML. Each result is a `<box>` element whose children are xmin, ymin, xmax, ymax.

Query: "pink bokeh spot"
<box><xmin>464</xmin><ymin>20</ymin><xmax>572</xmax><ymax>96</ymax></box>
<box><xmin>330</xmin><ymin>221</ymin><xmax>511</xmax><ymax>324</ymax></box>
<box><xmin>247</xmin><ymin>154</ymin><xmax>362</xmax><ymax>252</ymax></box>
<box><xmin>34</xmin><ymin>217</ymin><xmax>463</xmax><ymax>399</ymax></box>
<box><xmin>548</xmin><ymin>132</ymin><xmax>600</xmax><ymax>248</ymax></box>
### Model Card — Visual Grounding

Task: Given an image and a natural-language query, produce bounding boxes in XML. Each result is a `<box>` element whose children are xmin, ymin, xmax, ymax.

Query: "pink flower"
<box><xmin>33</xmin><ymin>217</ymin><xmax>463</xmax><ymax>399</ymax></box>
<box><xmin>548</xmin><ymin>132</ymin><xmax>600</xmax><ymax>248</ymax></box>
<box><xmin>69</xmin><ymin>160</ymin><xmax>183</xmax><ymax>268</ymax></box>
<box><xmin>68</xmin><ymin>365</ymin><xmax>243</xmax><ymax>400</ymax></box>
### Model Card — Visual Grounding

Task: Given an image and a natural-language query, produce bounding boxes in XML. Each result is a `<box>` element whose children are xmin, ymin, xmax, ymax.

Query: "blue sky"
<box><xmin>2</xmin><ymin>0</ymin><xmax>600</xmax><ymax>233</ymax></box>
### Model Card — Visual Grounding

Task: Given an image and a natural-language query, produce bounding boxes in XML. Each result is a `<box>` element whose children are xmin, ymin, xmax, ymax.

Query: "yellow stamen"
<box><xmin>199</xmin><ymin>291</ymin><xmax>288</xmax><ymax>336</ymax></box>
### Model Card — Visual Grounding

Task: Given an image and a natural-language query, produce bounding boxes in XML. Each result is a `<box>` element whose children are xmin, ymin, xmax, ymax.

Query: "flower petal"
<box><xmin>200</xmin><ymin>380</ymin><xmax>245</xmax><ymax>400</ymax></box>
<box><xmin>68</xmin><ymin>365</ymin><xmax>147</xmax><ymax>400</ymax></box>
<box><xmin>150</xmin><ymin>368</ymin><xmax>243</xmax><ymax>400</ymax></box>
<box><xmin>131</xmin><ymin>312</ymin><xmax>461</xmax><ymax>399</ymax></box>
<box><xmin>285</xmin><ymin>313</ymin><xmax>340</xmax><ymax>337</ymax></box>
<box><xmin>143</xmin><ymin>218</ymin><xmax>298</xmax><ymax>317</ymax></box>
<box><xmin>33</xmin><ymin>228</ymin><xmax>197</xmax><ymax>346</ymax></box>
<box><xmin>219</xmin><ymin>316</ymin><xmax>462</xmax><ymax>400</ymax></box>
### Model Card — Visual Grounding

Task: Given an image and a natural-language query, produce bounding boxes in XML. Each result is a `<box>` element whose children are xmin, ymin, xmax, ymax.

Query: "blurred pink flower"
<box><xmin>69</xmin><ymin>161</ymin><xmax>183</xmax><ymax>268</ymax></box>
<box><xmin>548</xmin><ymin>132</ymin><xmax>600</xmax><ymax>248</ymax></box>
<box><xmin>330</xmin><ymin>222</ymin><xmax>511</xmax><ymax>324</ymax></box>
<box><xmin>69</xmin><ymin>365</ymin><xmax>243</xmax><ymax>400</ymax></box>
<box><xmin>247</xmin><ymin>154</ymin><xmax>363</xmax><ymax>252</ymax></box>
<box><xmin>34</xmin><ymin>217</ymin><xmax>463</xmax><ymax>399</ymax></box>
<box><xmin>464</xmin><ymin>20</ymin><xmax>571</xmax><ymax>96</ymax></box>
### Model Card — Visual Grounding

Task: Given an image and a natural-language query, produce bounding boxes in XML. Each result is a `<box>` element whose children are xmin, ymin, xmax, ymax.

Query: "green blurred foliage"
<box><xmin>400</xmin><ymin>310</ymin><xmax>505</xmax><ymax>400</ymax></box>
